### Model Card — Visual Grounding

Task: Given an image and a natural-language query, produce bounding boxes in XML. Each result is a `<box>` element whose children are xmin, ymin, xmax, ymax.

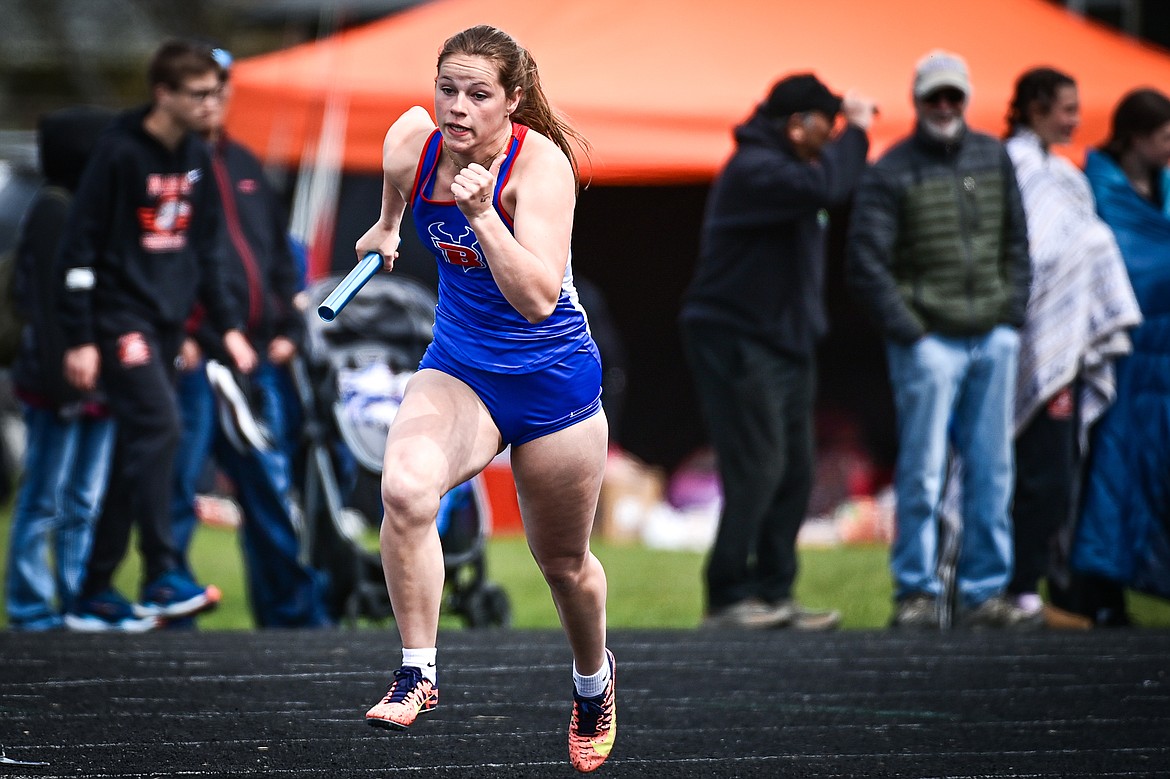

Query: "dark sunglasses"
<box><xmin>922</xmin><ymin>88</ymin><xmax>966</xmax><ymax>106</ymax></box>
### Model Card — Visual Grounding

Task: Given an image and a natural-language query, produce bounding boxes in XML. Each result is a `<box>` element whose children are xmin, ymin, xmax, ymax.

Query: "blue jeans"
<box><xmin>5</xmin><ymin>406</ymin><xmax>115</xmax><ymax>630</ymax></box>
<box><xmin>885</xmin><ymin>327</ymin><xmax>1018</xmax><ymax>609</ymax></box>
<box><xmin>171</xmin><ymin>360</ymin><xmax>331</xmax><ymax>628</ymax></box>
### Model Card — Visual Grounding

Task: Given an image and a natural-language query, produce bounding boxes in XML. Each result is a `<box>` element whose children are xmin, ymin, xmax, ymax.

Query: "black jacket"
<box><xmin>189</xmin><ymin>134</ymin><xmax>303</xmax><ymax>361</ymax></box>
<box><xmin>680</xmin><ymin>111</ymin><xmax>870</xmax><ymax>359</ymax></box>
<box><xmin>12</xmin><ymin>106</ymin><xmax>115</xmax><ymax>413</ymax></box>
<box><xmin>57</xmin><ymin>105</ymin><xmax>241</xmax><ymax>346</ymax></box>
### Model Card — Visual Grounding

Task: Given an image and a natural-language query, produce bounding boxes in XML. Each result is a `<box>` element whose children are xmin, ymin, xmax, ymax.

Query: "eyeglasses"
<box><xmin>175</xmin><ymin>85</ymin><xmax>225</xmax><ymax>103</ymax></box>
<box><xmin>922</xmin><ymin>88</ymin><xmax>966</xmax><ymax>107</ymax></box>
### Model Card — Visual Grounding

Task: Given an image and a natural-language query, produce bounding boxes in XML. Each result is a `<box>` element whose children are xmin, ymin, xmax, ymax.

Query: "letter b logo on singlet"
<box><xmin>428</xmin><ymin>223</ymin><xmax>486</xmax><ymax>270</ymax></box>
<box><xmin>438</xmin><ymin>242</ymin><xmax>482</xmax><ymax>268</ymax></box>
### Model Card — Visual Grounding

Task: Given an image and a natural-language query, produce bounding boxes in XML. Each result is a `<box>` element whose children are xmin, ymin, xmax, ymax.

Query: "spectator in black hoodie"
<box><xmin>680</xmin><ymin>73</ymin><xmax>875</xmax><ymax>630</ymax></box>
<box><xmin>5</xmin><ymin>106</ymin><xmax>116</xmax><ymax>631</ymax></box>
<box><xmin>58</xmin><ymin>39</ymin><xmax>257</xmax><ymax>632</ymax></box>
<box><xmin>169</xmin><ymin>47</ymin><xmax>332</xmax><ymax>628</ymax></box>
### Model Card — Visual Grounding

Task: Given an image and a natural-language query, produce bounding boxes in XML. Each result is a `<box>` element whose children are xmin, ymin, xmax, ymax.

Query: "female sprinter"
<box><xmin>354</xmin><ymin>25</ymin><xmax>614</xmax><ymax>773</ymax></box>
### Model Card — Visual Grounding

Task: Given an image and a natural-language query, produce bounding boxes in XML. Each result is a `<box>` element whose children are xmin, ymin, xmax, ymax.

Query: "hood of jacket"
<box><xmin>732</xmin><ymin>108</ymin><xmax>794</xmax><ymax>156</ymax></box>
<box><xmin>37</xmin><ymin>105</ymin><xmax>117</xmax><ymax>192</ymax></box>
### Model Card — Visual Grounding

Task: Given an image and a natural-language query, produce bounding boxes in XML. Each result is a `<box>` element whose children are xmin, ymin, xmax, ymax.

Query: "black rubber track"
<box><xmin>1</xmin><ymin>628</ymin><xmax>1168</xmax><ymax>777</ymax></box>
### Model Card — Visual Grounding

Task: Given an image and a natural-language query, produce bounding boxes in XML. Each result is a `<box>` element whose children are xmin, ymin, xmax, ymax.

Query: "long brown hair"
<box><xmin>1103</xmin><ymin>88</ymin><xmax>1170</xmax><ymax>158</ymax></box>
<box><xmin>438</xmin><ymin>25</ymin><xmax>590</xmax><ymax>186</ymax></box>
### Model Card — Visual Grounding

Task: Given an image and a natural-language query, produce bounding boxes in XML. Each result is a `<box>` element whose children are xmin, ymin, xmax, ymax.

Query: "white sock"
<box><xmin>402</xmin><ymin>647</ymin><xmax>437</xmax><ymax>685</ymax></box>
<box><xmin>573</xmin><ymin>653</ymin><xmax>610</xmax><ymax>698</ymax></box>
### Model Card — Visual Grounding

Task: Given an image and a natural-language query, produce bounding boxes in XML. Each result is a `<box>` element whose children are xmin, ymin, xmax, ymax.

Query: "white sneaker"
<box><xmin>1014</xmin><ymin>592</ymin><xmax>1044</xmax><ymax>616</ymax></box>
<box><xmin>206</xmin><ymin>359</ymin><xmax>275</xmax><ymax>453</ymax></box>
<box><xmin>701</xmin><ymin>598</ymin><xmax>790</xmax><ymax>629</ymax></box>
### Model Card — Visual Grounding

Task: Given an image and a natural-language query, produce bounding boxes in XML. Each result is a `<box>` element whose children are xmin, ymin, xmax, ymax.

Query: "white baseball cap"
<box><xmin>913</xmin><ymin>50</ymin><xmax>971</xmax><ymax>99</ymax></box>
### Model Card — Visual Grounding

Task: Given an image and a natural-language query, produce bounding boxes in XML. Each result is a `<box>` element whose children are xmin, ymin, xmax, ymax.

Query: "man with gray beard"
<box><xmin>846</xmin><ymin>50</ymin><xmax>1034</xmax><ymax>631</ymax></box>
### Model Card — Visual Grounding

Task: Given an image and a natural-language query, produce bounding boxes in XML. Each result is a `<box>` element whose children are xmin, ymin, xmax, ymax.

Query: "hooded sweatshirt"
<box><xmin>57</xmin><ymin>105</ymin><xmax>240</xmax><ymax>346</ymax></box>
<box><xmin>680</xmin><ymin>110</ymin><xmax>869</xmax><ymax>360</ymax></box>
<box><xmin>12</xmin><ymin>105</ymin><xmax>115</xmax><ymax>413</ymax></box>
<box><xmin>186</xmin><ymin>132</ymin><xmax>304</xmax><ymax>361</ymax></box>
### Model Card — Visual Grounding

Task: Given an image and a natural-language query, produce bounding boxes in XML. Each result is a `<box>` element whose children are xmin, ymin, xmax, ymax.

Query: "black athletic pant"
<box><xmin>681</xmin><ymin>321</ymin><xmax>815</xmax><ymax>612</ymax></box>
<box><xmin>1009</xmin><ymin>387</ymin><xmax>1077</xmax><ymax>595</ymax></box>
<box><xmin>81</xmin><ymin>318</ymin><xmax>184</xmax><ymax>597</ymax></box>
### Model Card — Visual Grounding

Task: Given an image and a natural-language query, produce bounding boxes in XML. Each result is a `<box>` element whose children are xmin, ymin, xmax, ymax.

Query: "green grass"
<box><xmin>488</xmin><ymin>538</ymin><xmax>898</xmax><ymax>630</ymax></box>
<box><xmin>1</xmin><ymin>496</ymin><xmax>1167</xmax><ymax>630</ymax></box>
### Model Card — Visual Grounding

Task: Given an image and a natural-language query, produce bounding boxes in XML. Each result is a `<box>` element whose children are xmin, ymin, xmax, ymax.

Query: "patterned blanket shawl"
<box><xmin>1007</xmin><ymin>131</ymin><xmax>1141</xmax><ymax>442</ymax></box>
<box><xmin>935</xmin><ymin>136</ymin><xmax>1143</xmax><ymax>600</ymax></box>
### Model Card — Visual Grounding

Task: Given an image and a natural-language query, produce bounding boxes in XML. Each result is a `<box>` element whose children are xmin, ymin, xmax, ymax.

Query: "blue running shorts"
<box><xmin>419</xmin><ymin>340</ymin><xmax>603</xmax><ymax>447</ymax></box>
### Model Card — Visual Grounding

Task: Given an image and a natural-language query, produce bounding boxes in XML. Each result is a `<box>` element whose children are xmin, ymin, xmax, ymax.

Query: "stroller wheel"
<box><xmin>462</xmin><ymin>583</ymin><xmax>512</xmax><ymax>628</ymax></box>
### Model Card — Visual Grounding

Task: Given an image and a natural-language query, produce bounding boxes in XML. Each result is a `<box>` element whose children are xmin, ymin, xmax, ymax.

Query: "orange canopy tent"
<box><xmin>225</xmin><ymin>0</ymin><xmax>1170</xmax><ymax>471</ymax></box>
<box><xmin>226</xmin><ymin>0</ymin><xmax>1170</xmax><ymax>185</ymax></box>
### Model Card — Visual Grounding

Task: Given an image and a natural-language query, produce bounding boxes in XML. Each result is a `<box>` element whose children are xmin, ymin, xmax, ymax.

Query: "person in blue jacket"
<box><xmin>1074</xmin><ymin>87</ymin><xmax>1170</xmax><ymax>623</ymax></box>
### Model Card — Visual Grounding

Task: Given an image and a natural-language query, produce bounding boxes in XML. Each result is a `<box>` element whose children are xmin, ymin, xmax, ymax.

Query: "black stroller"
<box><xmin>293</xmin><ymin>271</ymin><xmax>510</xmax><ymax>628</ymax></box>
